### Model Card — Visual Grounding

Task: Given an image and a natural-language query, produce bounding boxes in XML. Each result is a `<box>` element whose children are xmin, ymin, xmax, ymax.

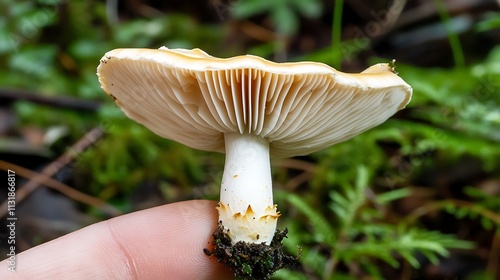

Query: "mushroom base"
<box><xmin>205</xmin><ymin>222</ymin><xmax>300</xmax><ymax>279</ymax></box>
<box><xmin>216</xmin><ymin>202</ymin><xmax>280</xmax><ymax>244</ymax></box>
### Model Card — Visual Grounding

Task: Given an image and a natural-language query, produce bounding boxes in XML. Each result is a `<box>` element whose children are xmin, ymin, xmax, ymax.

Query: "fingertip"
<box><xmin>104</xmin><ymin>200</ymin><xmax>234</xmax><ymax>279</ymax></box>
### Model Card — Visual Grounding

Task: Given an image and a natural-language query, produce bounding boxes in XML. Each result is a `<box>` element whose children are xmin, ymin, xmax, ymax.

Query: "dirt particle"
<box><xmin>204</xmin><ymin>222</ymin><xmax>300</xmax><ymax>279</ymax></box>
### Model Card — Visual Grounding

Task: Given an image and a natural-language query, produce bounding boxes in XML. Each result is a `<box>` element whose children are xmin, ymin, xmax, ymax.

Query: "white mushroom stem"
<box><xmin>217</xmin><ymin>132</ymin><xmax>280</xmax><ymax>245</ymax></box>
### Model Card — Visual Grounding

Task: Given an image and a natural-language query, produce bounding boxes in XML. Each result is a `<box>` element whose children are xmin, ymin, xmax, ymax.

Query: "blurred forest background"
<box><xmin>0</xmin><ymin>0</ymin><xmax>499</xmax><ymax>279</ymax></box>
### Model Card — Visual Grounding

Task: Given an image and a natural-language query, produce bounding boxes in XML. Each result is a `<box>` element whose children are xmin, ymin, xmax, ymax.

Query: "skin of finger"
<box><xmin>0</xmin><ymin>200</ymin><xmax>233</xmax><ymax>280</ymax></box>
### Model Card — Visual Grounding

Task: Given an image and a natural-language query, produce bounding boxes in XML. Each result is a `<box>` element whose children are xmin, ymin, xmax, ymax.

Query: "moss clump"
<box><xmin>205</xmin><ymin>222</ymin><xmax>300</xmax><ymax>279</ymax></box>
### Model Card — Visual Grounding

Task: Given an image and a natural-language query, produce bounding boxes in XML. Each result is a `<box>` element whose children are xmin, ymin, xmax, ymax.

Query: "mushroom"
<box><xmin>97</xmin><ymin>47</ymin><xmax>412</xmax><ymax>274</ymax></box>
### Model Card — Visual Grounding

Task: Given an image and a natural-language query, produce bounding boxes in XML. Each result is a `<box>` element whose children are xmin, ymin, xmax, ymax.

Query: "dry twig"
<box><xmin>0</xmin><ymin>127</ymin><xmax>114</xmax><ymax>217</ymax></box>
<box><xmin>0</xmin><ymin>160</ymin><xmax>121</xmax><ymax>217</ymax></box>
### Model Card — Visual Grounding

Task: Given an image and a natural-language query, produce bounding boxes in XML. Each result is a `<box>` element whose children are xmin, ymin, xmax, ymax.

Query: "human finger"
<box><xmin>0</xmin><ymin>200</ymin><xmax>233</xmax><ymax>280</ymax></box>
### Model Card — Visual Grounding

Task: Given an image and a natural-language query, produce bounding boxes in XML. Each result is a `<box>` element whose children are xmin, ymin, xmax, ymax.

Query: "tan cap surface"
<box><xmin>97</xmin><ymin>47</ymin><xmax>412</xmax><ymax>158</ymax></box>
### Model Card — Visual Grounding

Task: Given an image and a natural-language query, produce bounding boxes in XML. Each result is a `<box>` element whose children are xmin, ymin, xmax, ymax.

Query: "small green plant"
<box><xmin>274</xmin><ymin>167</ymin><xmax>472</xmax><ymax>279</ymax></box>
<box><xmin>406</xmin><ymin>185</ymin><xmax>499</xmax><ymax>237</ymax></box>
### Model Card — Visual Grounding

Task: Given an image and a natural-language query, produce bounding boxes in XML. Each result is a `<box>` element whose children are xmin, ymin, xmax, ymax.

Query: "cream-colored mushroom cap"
<box><xmin>97</xmin><ymin>47</ymin><xmax>412</xmax><ymax>158</ymax></box>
